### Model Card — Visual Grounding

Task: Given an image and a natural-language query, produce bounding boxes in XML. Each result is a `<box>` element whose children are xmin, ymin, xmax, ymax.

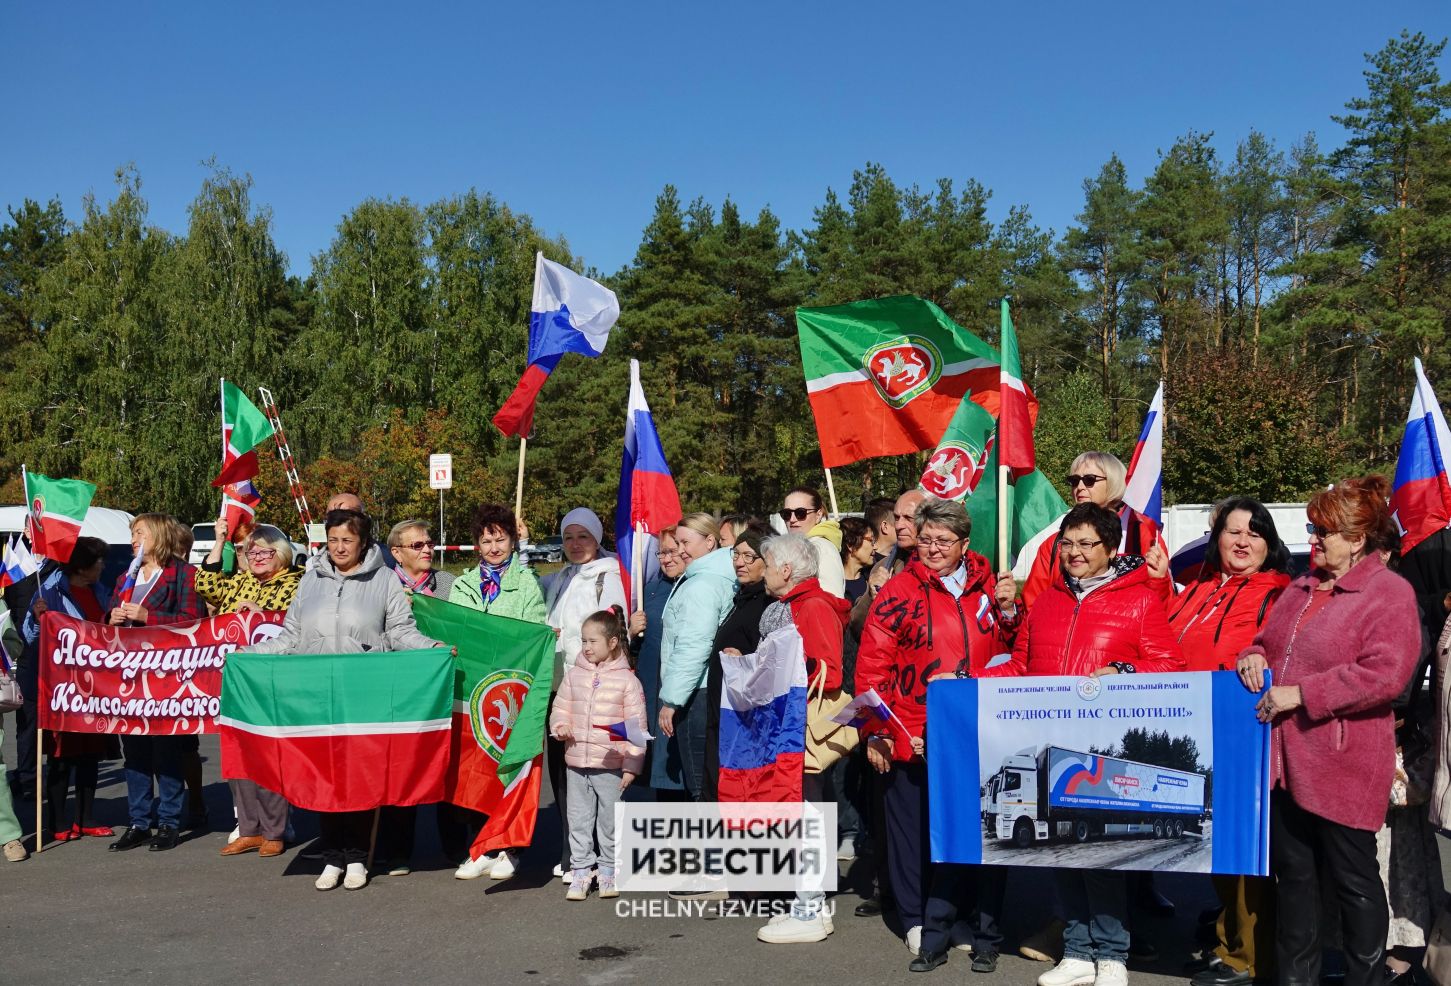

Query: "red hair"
<box><xmin>1306</xmin><ymin>475</ymin><xmax>1396</xmax><ymax>549</ymax></box>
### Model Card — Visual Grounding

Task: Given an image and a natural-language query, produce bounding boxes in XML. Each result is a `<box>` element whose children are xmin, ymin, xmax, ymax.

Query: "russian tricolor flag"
<box><xmin>718</xmin><ymin>626</ymin><xmax>808</xmax><ymax>804</ymax></box>
<box><xmin>492</xmin><ymin>252</ymin><xmax>621</xmax><ymax>438</ymax></box>
<box><xmin>615</xmin><ymin>359</ymin><xmax>682</xmax><ymax>611</ymax></box>
<box><xmin>594</xmin><ymin>717</ymin><xmax>653</xmax><ymax>747</ymax></box>
<box><xmin>1389</xmin><ymin>358</ymin><xmax>1451</xmax><ymax>554</ymax></box>
<box><xmin>117</xmin><ymin>540</ymin><xmax>145</xmax><ymax>604</ymax></box>
<box><xmin>1124</xmin><ymin>383</ymin><xmax>1165</xmax><ymax>530</ymax></box>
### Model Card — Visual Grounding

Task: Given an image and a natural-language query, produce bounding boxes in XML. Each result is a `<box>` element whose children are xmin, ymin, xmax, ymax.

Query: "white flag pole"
<box><xmin>824</xmin><ymin>468</ymin><xmax>841</xmax><ymax>518</ymax></box>
<box><xmin>513</xmin><ymin>436</ymin><xmax>528</xmax><ymax>525</ymax></box>
<box><xmin>633</xmin><ymin>521</ymin><xmax>646</xmax><ymax>614</ymax></box>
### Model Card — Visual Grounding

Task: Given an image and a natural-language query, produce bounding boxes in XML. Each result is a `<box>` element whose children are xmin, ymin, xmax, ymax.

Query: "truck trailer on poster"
<box><xmin>983</xmin><ymin>745</ymin><xmax>1208</xmax><ymax>848</ymax></box>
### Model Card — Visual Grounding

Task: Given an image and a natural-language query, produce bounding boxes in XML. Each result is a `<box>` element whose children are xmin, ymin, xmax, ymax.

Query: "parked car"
<box><xmin>190</xmin><ymin>522</ymin><xmax>306</xmax><ymax>566</ymax></box>
<box><xmin>520</xmin><ymin>535</ymin><xmax>564</xmax><ymax>565</ymax></box>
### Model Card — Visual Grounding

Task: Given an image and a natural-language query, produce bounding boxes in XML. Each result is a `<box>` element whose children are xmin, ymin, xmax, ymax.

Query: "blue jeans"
<box><xmin>673</xmin><ymin>689</ymin><xmax>710</xmax><ymax>801</ymax></box>
<box><xmin>122</xmin><ymin>735</ymin><xmax>187</xmax><ymax>830</ymax></box>
<box><xmin>1057</xmin><ymin>869</ymin><xmax>1129</xmax><ymax>963</ymax></box>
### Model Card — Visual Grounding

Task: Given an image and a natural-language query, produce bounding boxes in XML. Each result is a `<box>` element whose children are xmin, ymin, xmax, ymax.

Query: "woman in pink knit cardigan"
<box><xmin>1236</xmin><ymin>477</ymin><xmax>1420</xmax><ymax>986</ymax></box>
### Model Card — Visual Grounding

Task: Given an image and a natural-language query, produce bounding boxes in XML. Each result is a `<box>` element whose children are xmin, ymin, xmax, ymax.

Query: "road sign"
<box><xmin>429</xmin><ymin>454</ymin><xmax>453</xmax><ymax>490</ymax></box>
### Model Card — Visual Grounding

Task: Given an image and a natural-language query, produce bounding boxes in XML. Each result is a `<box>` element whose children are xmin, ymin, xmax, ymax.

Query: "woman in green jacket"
<box><xmin>449</xmin><ymin>504</ymin><xmax>547</xmax><ymax>623</ymax></box>
<box><xmin>448</xmin><ymin>503</ymin><xmax>547</xmax><ymax>881</ymax></box>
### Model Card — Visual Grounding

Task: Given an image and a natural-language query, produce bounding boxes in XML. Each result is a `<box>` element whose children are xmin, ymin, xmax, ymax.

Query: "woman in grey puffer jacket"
<box><xmin>244</xmin><ymin>509</ymin><xmax>443</xmax><ymax>891</ymax></box>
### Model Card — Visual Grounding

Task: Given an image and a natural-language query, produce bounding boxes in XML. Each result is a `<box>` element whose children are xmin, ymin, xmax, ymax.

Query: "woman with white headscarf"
<box><xmin>541</xmin><ymin>507</ymin><xmax>627</xmax><ymax>879</ymax></box>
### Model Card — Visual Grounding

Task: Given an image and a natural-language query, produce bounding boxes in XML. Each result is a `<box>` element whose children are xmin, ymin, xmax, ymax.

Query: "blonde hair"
<box><xmin>132</xmin><ymin>513</ymin><xmax>185</xmax><ymax>565</ymax></box>
<box><xmin>244</xmin><ymin>525</ymin><xmax>294</xmax><ymax>563</ymax></box>
<box><xmin>675</xmin><ymin>512</ymin><xmax>721</xmax><ymax>547</ymax></box>
<box><xmin>1070</xmin><ymin>451</ymin><xmax>1128</xmax><ymax>505</ymax></box>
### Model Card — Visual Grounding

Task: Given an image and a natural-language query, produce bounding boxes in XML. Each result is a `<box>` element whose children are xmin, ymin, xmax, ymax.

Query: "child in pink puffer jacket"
<box><xmin>548</xmin><ymin>607</ymin><xmax>647</xmax><ymax>901</ymax></box>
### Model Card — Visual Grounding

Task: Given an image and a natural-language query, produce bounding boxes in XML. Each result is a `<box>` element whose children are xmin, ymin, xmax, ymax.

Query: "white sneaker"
<box><xmin>315</xmin><ymin>864</ymin><xmax>343</xmax><ymax>891</ymax></box>
<box><xmin>227</xmin><ymin>826</ymin><xmax>240</xmax><ymax>844</ymax></box>
<box><xmin>454</xmin><ymin>852</ymin><xmax>498</xmax><ymax>880</ymax></box>
<box><xmin>343</xmin><ymin>862</ymin><xmax>368</xmax><ymax>890</ymax></box>
<box><xmin>949</xmin><ymin>919</ymin><xmax>976</xmax><ymax>952</ymax></box>
<box><xmin>553</xmin><ymin>862</ymin><xmax>565</xmax><ymax>880</ymax></box>
<box><xmin>1038</xmin><ymin>957</ymin><xmax>1098</xmax><ymax>986</ymax></box>
<box><xmin>769</xmin><ymin>908</ymin><xmax>835</xmax><ymax>934</ymax></box>
<box><xmin>3</xmin><ymin>839</ymin><xmax>29</xmax><ymax>862</ymax></box>
<box><xmin>757</xmin><ymin>913</ymin><xmax>829</xmax><ymax>943</ymax></box>
<box><xmin>489</xmin><ymin>850</ymin><xmax>518</xmax><ymax>880</ymax></box>
<box><xmin>837</xmin><ymin>836</ymin><xmax>856</xmax><ymax>861</ymax></box>
<box><xmin>1095</xmin><ymin>960</ymin><xmax>1128</xmax><ymax>986</ymax></box>
<box><xmin>906</xmin><ymin>925</ymin><xmax>922</xmax><ymax>955</ymax></box>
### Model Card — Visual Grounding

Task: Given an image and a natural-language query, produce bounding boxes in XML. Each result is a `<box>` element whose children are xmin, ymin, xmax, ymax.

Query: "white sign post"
<box><xmin>429</xmin><ymin>454</ymin><xmax>452</xmax><ymax>550</ymax></box>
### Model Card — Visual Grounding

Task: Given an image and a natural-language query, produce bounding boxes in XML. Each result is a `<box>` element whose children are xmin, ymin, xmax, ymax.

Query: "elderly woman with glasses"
<box><xmin>1236</xmin><ymin>477</ymin><xmax>1420</xmax><ymax>986</ymax></box>
<box><xmin>196</xmin><ymin>524</ymin><xmax>307</xmax><ymax>860</ymax></box>
<box><xmin>387</xmin><ymin>519</ymin><xmax>453</xmax><ymax>598</ymax></box>
<box><xmin>855</xmin><ymin>498</ymin><xmax>1020</xmax><ymax>966</ymax></box>
<box><xmin>196</xmin><ymin>523</ymin><xmax>304</xmax><ymax>616</ymax></box>
<box><xmin>983</xmin><ymin>502</ymin><xmax>1184</xmax><ymax>986</ymax></box>
<box><xmin>1014</xmin><ymin>451</ymin><xmax>1171</xmax><ymax>609</ymax></box>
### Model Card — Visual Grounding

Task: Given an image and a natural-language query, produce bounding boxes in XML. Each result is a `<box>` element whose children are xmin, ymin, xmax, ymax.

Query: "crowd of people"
<box><xmin>0</xmin><ymin>456</ymin><xmax>1448</xmax><ymax>986</ymax></box>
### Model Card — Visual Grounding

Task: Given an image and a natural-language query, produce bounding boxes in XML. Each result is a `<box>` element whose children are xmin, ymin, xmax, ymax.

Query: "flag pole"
<box><xmin>513</xmin><ymin>436</ymin><xmax>528</xmax><ymax>524</ymax></box>
<box><xmin>34</xmin><ymin>728</ymin><xmax>42</xmax><ymax>854</ymax></box>
<box><xmin>632</xmin><ymin>521</ymin><xmax>646</xmax><ymax>614</ymax></box>
<box><xmin>823</xmin><ymin>468</ymin><xmax>841</xmax><ymax>518</ymax></box>
<box><xmin>997</xmin><ymin>460</ymin><xmax>1010</xmax><ymax>573</ymax></box>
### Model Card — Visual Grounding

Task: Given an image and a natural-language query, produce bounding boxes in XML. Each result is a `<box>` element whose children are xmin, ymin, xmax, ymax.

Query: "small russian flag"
<box><xmin>594</xmin><ymin>717</ymin><xmax>653</xmax><ymax>747</ymax></box>
<box><xmin>117</xmin><ymin>541</ymin><xmax>144</xmax><ymax>604</ymax></box>
<box><xmin>831</xmin><ymin>688</ymin><xmax>894</xmax><ymax>730</ymax></box>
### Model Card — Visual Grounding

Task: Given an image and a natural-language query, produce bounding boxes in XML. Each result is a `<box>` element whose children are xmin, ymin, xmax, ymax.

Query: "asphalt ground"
<box><xmin>2</xmin><ymin>731</ymin><xmax>1447</xmax><ymax>986</ymax></box>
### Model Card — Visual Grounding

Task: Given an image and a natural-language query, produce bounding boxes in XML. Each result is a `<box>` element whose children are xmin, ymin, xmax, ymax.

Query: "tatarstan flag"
<box><xmin>22</xmin><ymin>469</ymin><xmax>95</xmax><ymax>564</ymax></box>
<box><xmin>212</xmin><ymin>379</ymin><xmax>275</xmax><ymax>490</ymax></box>
<box><xmin>410</xmin><ymin>594</ymin><xmax>555</xmax><ymax>858</ymax></box>
<box><xmin>796</xmin><ymin>295</ymin><xmax>1037</xmax><ymax>468</ymax></box>
<box><xmin>218</xmin><ymin>648</ymin><xmax>453</xmax><ymax>812</ymax></box>
<box><xmin>997</xmin><ymin>298</ymin><xmax>1035</xmax><ymax>475</ymax></box>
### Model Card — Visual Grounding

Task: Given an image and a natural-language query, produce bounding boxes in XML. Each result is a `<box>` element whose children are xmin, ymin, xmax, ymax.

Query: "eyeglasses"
<box><xmin>731</xmin><ymin>550</ymin><xmax>761</xmax><ymax>564</ymax></box>
<box><xmin>245</xmin><ymin>548</ymin><xmax>277</xmax><ymax>560</ymax></box>
<box><xmin>1058</xmin><ymin>539</ymin><xmax>1105</xmax><ymax>552</ymax></box>
<box><xmin>1305</xmin><ymin>523</ymin><xmax>1339</xmax><ymax>540</ymax></box>
<box><xmin>918</xmin><ymin>537</ymin><xmax>963</xmax><ymax>551</ymax></box>
<box><xmin>398</xmin><ymin>540</ymin><xmax>434</xmax><ymax>552</ymax></box>
<box><xmin>1067</xmin><ymin>474</ymin><xmax>1106</xmax><ymax>489</ymax></box>
<box><xmin>779</xmin><ymin>508</ymin><xmax>817</xmax><ymax>523</ymax></box>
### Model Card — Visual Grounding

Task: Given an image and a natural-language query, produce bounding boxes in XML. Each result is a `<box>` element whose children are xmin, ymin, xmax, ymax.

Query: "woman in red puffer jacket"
<box><xmin>982</xmin><ymin>502</ymin><xmax>1184</xmax><ymax>986</ymax></box>
<box><xmin>1169</xmin><ymin>498</ymin><xmax>1291</xmax><ymax>986</ymax></box>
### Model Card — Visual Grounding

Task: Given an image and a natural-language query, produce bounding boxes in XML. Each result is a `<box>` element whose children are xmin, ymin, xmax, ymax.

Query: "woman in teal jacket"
<box><xmin>658</xmin><ymin>512</ymin><xmax>738</xmax><ymax>801</ymax></box>
<box><xmin>445</xmin><ymin>503</ymin><xmax>546</xmax><ymax>878</ymax></box>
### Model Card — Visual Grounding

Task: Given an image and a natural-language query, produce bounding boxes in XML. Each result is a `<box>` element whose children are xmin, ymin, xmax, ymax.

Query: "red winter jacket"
<box><xmin>1021</xmin><ymin>506</ymin><xmax>1171</xmax><ymax>609</ymax></box>
<box><xmin>983</xmin><ymin>559</ymin><xmax>1184</xmax><ymax>678</ymax></box>
<box><xmin>856</xmin><ymin>553</ymin><xmax>1019</xmax><ymax>761</ymax></box>
<box><xmin>1239</xmin><ymin>554</ymin><xmax>1420</xmax><ymax>831</ymax></box>
<box><xmin>1168</xmin><ymin>570</ymin><xmax>1291</xmax><ymax>672</ymax></box>
<box><xmin>779</xmin><ymin>577</ymin><xmax>850</xmax><ymax>692</ymax></box>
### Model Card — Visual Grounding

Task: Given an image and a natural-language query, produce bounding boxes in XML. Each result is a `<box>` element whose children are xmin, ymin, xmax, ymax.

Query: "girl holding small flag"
<box><xmin>548</xmin><ymin>606</ymin><xmax>647</xmax><ymax>901</ymax></box>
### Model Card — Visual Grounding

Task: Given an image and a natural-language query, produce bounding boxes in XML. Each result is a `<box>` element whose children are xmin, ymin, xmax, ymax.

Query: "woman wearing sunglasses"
<box><xmin>1236</xmin><ymin>476</ymin><xmax>1420</xmax><ymax>986</ymax></box>
<box><xmin>386</xmin><ymin>520</ymin><xmax>453</xmax><ymax>598</ymax></box>
<box><xmin>1016</xmin><ymin>451</ymin><xmax>1171</xmax><ymax>609</ymax></box>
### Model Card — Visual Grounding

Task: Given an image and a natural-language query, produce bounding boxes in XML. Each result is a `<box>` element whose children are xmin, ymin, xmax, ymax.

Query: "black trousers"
<box><xmin>921</xmin><ymin>863</ymin><xmax>1008</xmax><ymax>956</ymax></box>
<box><xmin>318</xmin><ymin>809</ymin><xmax>372</xmax><ymax>868</ymax></box>
<box><xmin>9</xmin><ymin>658</ymin><xmax>39</xmax><ymax>796</ymax></box>
<box><xmin>377</xmin><ymin>805</ymin><xmax>416</xmax><ymax>865</ymax></box>
<box><xmin>885</xmin><ymin>759</ymin><xmax>973</xmax><ymax>937</ymax></box>
<box><xmin>547</xmin><ymin>694</ymin><xmax>569</xmax><ymax>869</ymax></box>
<box><xmin>1271</xmin><ymin>791</ymin><xmax>1386</xmax><ymax>986</ymax></box>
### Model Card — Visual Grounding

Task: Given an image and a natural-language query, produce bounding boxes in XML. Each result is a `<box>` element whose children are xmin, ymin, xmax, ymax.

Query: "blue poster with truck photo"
<box><xmin>927</xmin><ymin>671</ymin><xmax>1270</xmax><ymax>875</ymax></box>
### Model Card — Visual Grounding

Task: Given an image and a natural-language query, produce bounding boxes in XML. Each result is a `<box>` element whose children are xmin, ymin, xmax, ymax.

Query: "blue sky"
<box><xmin>4</xmin><ymin>2</ymin><xmax>1446</xmax><ymax>278</ymax></box>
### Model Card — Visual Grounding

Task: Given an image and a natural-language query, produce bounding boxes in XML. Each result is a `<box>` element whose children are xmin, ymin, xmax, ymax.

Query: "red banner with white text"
<box><xmin>38</xmin><ymin>610</ymin><xmax>286</xmax><ymax>735</ymax></box>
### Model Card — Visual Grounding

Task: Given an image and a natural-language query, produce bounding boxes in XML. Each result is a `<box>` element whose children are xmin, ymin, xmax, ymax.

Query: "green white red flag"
<box><xmin>22</xmin><ymin>468</ymin><xmax>95</xmax><ymax>564</ymax></box>
<box><xmin>997</xmin><ymin>298</ymin><xmax>1035</xmax><ymax>475</ymax></box>
<box><xmin>218</xmin><ymin>647</ymin><xmax>453</xmax><ymax>812</ymax></box>
<box><xmin>212</xmin><ymin>379</ymin><xmax>274</xmax><ymax>489</ymax></box>
<box><xmin>796</xmin><ymin>295</ymin><xmax>1037</xmax><ymax>468</ymax></box>
<box><xmin>410</xmin><ymin>594</ymin><xmax>555</xmax><ymax>857</ymax></box>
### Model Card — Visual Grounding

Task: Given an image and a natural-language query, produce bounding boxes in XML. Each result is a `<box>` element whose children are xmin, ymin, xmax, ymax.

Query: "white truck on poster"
<box><xmin>982</xmin><ymin>745</ymin><xmax>1207</xmax><ymax>848</ymax></box>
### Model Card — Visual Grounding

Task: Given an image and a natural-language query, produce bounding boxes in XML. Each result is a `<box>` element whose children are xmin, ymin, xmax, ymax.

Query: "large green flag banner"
<box><xmin>219</xmin><ymin>648</ymin><xmax>453</xmax><ymax>812</ymax></box>
<box><xmin>796</xmin><ymin>295</ymin><xmax>1012</xmax><ymax>468</ymax></box>
<box><xmin>410</xmin><ymin>594</ymin><xmax>555</xmax><ymax>855</ymax></box>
